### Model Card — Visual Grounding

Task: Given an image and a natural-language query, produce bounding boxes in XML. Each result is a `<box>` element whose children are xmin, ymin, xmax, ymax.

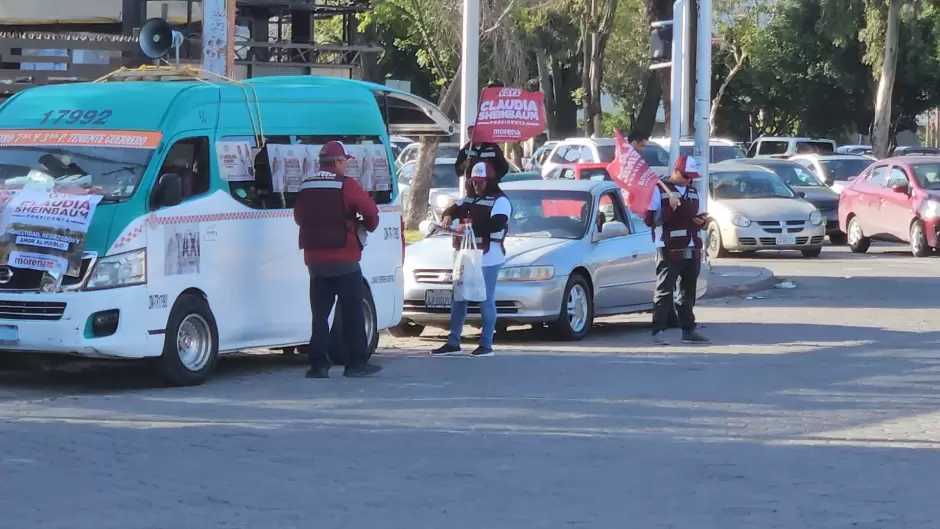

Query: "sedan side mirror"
<box><xmin>150</xmin><ymin>173</ymin><xmax>182</xmax><ymax>210</ymax></box>
<box><xmin>891</xmin><ymin>183</ymin><xmax>909</xmax><ymax>194</ymax></box>
<box><xmin>594</xmin><ymin>221</ymin><xmax>628</xmax><ymax>241</ymax></box>
<box><xmin>796</xmin><ymin>191</ymin><xmax>806</xmax><ymax>198</ymax></box>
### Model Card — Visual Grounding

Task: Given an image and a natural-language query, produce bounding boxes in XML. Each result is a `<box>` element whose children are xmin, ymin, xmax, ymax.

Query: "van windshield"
<box><xmin>0</xmin><ymin>130</ymin><xmax>160</xmax><ymax>201</ymax></box>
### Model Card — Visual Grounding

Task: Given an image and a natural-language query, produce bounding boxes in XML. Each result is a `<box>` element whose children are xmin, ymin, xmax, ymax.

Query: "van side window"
<box><xmin>158</xmin><ymin>137</ymin><xmax>211</xmax><ymax>200</ymax></box>
<box><xmin>225</xmin><ymin>135</ymin><xmax>394</xmax><ymax>210</ymax></box>
<box><xmin>758</xmin><ymin>141</ymin><xmax>788</xmax><ymax>156</ymax></box>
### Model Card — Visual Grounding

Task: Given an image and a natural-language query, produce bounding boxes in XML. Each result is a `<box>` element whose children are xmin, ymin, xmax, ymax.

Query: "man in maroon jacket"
<box><xmin>293</xmin><ymin>141</ymin><xmax>381</xmax><ymax>378</ymax></box>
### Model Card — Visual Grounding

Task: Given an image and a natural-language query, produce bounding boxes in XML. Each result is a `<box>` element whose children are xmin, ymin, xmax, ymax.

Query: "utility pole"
<box><xmin>459</xmin><ymin>0</ymin><xmax>481</xmax><ymax>146</ymax></box>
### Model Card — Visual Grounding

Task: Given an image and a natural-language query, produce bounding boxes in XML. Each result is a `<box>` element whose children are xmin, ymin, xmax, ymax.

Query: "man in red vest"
<box><xmin>293</xmin><ymin>141</ymin><xmax>381</xmax><ymax>378</ymax></box>
<box><xmin>645</xmin><ymin>155</ymin><xmax>711</xmax><ymax>346</ymax></box>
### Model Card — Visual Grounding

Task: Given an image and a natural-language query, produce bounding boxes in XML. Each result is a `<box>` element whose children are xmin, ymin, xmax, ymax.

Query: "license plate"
<box><xmin>425</xmin><ymin>289</ymin><xmax>452</xmax><ymax>309</ymax></box>
<box><xmin>775</xmin><ymin>234</ymin><xmax>797</xmax><ymax>245</ymax></box>
<box><xmin>0</xmin><ymin>324</ymin><xmax>19</xmax><ymax>344</ymax></box>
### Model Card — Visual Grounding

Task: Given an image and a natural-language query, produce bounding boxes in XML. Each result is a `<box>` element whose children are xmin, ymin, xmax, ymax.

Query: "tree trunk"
<box><xmin>581</xmin><ymin>5</ymin><xmax>595</xmax><ymax>137</ymax></box>
<box><xmin>686</xmin><ymin>0</ymin><xmax>698</xmax><ymax>132</ymax></box>
<box><xmin>710</xmin><ymin>50</ymin><xmax>747</xmax><ymax>134</ymax></box>
<box><xmin>535</xmin><ymin>49</ymin><xmax>557</xmax><ymax>139</ymax></box>
<box><xmin>872</xmin><ymin>0</ymin><xmax>902</xmax><ymax>159</ymax></box>
<box><xmin>554</xmin><ymin>59</ymin><xmax>580</xmax><ymax>137</ymax></box>
<box><xmin>635</xmin><ymin>0</ymin><xmax>673</xmax><ymax>136</ymax></box>
<box><xmin>403</xmin><ymin>71</ymin><xmax>462</xmax><ymax>229</ymax></box>
<box><xmin>508</xmin><ymin>142</ymin><xmax>524</xmax><ymax>167</ymax></box>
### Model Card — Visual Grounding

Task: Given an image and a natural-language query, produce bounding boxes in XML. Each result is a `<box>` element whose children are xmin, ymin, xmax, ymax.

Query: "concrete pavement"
<box><xmin>1</xmin><ymin>244</ymin><xmax>938</xmax><ymax>528</ymax></box>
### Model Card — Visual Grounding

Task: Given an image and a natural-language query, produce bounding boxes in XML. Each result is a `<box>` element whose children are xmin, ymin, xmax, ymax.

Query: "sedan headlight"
<box><xmin>809</xmin><ymin>210</ymin><xmax>823</xmax><ymax>226</ymax></box>
<box><xmin>85</xmin><ymin>249</ymin><xmax>147</xmax><ymax>290</ymax></box>
<box><xmin>730</xmin><ymin>212</ymin><xmax>751</xmax><ymax>227</ymax></box>
<box><xmin>923</xmin><ymin>200</ymin><xmax>940</xmax><ymax>219</ymax></box>
<box><xmin>498</xmin><ymin>265</ymin><xmax>555</xmax><ymax>282</ymax></box>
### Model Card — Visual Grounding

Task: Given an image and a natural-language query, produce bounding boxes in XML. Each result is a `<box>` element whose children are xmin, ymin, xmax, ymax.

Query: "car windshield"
<box><xmin>761</xmin><ymin>164</ymin><xmax>824</xmax><ymax>187</ymax></box>
<box><xmin>580</xmin><ymin>168</ymin><xmax>610</xmax><ymax>181</ymax></box>
<box><xmin>0</xmin><ymin>144</ymin><xmax>155</xmax><ymax>201</ymax></box>
<box><xmin>711</xmin><ymin>170</ymin><xmax>795</xmax><ymax>199</ymax></box>
<box><xmin>641</xmin><ymin>143</ymin><xmax>669</xmax><ymax>166</ymax></box>
<box><xmin>909</xmin><ymin>163</ymin><xmax>940</xmax><ymax>190</ymax></box>
<box><xmin>796</xmin><ymin>141</ymin><xmax>835</xmax><ymax>154</ymax></box>
<box><xmin>400</xmin><ymin>163</ymin><xmax>459</xmax><ymax>188</ymax></box>
<box><xmin>502</xmin><ymin>172</ymin><xmax>542</xmax><ymax>182</ymax></box>
<box><xmin>821</xmin><ymin>159</ymin><xmax>874</xmax><ymax>181</ymax></box>
<box><xmin>678</xmin><ymin>145</ymin><xmax>746</xmax><ymax>163</ymax></box>
<box><xmin>596</xmin><ymin>145</ymin><xmax>617</xmax><ymax>163</ymax></box>
<box><xmin>504</xmin><ymin>189</ymin><xmax>592</xmax><ymax>239</ymax></box>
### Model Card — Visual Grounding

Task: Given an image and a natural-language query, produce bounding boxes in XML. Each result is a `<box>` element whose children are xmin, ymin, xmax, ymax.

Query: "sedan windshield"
<box><xmin>504</xmin><ymin>189</ymin><xmax>592</xmax><ymax>239</ymax></box>
<box><xmin>910</xmin><ymin>163</ymin><xmax>940</xmax><ymax>190</ymax></box>
<box><xmin>760</xmin><ymin>164</ymin><xmax>824</xmax><ymax>187</ymax></box>
<box><xmin>821</xmin><ymin>159</ymin><xmax>873</xmax><ymax>181</ymax></box>
<box><xmin>711</xmin><ymin>171</ymin><xmax>795</xmax><ymax>199</ymax></box>
<box><xmin>679</xmin><ymin>145</ymin><xmax>745</xmax><ymax>163</ymax></box>
<box><xmin>0</xmin><ymin>145</ymin><xmax>154</xmax><ymax>201</ymax></box>
<box><xmin>400</xmin><ymin>162</ymin><xmax>459</xmax><ymax>188</ymax></box>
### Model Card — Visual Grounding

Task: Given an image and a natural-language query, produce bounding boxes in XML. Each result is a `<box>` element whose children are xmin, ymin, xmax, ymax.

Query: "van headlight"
<box><xmin>809</xmin><ymin>210</ymin><xmax>823</xmax><ymax>225</ymax></box>
<box><xmin>730</xmin><ymin>213</ymin><xmax>751</xmax><ymax>227</ymax></box>
<box><xmin>923</xmin><ymin>200</ymin><xmax>940</xmax><ymax>219</ymax></box>
<box><xmin>498</xmin><ymin>265</ymin><xmax>554</xmax><ymax>282</ymax></box>
<box><xmin>85</xmin><ymin>249</ymin><xmax>147</xmax><ymax>290</ymax></box>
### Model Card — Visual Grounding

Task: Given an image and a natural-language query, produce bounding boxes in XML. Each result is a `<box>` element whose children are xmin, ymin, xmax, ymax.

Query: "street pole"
<box><xmin>202</xmin><ymin>0</ymin><xmax>235</xmax><ymax>76</ymax></box>
<box><xmin>694</xmin><ymin>0</ymin><xmax>712</xmax><ymax>253</ymax></box>
<box><xmin>668</xmin><ymin>0</ymin><xmax>685</xmax><ymax>170</ymax></box>
<box><xmin>460</xmin><ymin>0</ymin><xmax>480</xmax><ymax>147</ymax></box>
<box><xmin>679</xmin><ymin>0</ymin><xmax>691</xmax><ymax>138</ymax></box>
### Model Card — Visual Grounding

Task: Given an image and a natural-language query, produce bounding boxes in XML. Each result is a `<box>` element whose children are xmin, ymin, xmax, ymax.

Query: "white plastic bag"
<box><xmin>452</xmin><ymin>226</ymin><xmax>487</xmax><ymax>302</ymax></box>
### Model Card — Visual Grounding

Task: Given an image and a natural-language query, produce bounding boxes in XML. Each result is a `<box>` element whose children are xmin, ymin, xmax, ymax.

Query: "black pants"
<box><xmin>652</xmin><ymin>250</ymin><xmax>700</xmax><ymax>334</ymax></box>
<box><xmin>308</xmin><ymin>269</ymin><xmax>368</xmax><ymax>370</ymax></box>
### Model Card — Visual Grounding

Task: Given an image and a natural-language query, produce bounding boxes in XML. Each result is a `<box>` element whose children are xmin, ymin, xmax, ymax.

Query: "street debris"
<box><xmin>775</xmin><ymin>281</ymin><xmax>797</xmax><ymax>289</ymax></box>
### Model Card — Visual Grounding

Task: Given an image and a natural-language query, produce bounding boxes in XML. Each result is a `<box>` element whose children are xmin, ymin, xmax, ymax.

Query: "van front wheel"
<box><xmin>159</xmin><ymin>294</ymin><xmax>219</xmax><ymax>387</ymax></box>
<box><xmin>328</xmin><ymin>287</ymin><xmax>379</xmax><ymax>365</ymax></box>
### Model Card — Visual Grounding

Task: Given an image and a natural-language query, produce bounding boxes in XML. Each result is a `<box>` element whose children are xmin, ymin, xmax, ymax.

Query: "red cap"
<box><xmin>675</xmin><ymin>155</ymin><xmax>701</xmax><ymax>178</ymax></box>
<box><xmin>321</xmin><ymin>141</ymin><xmax>355</xmax><ymax>160</ymax></box>
<box><xmin>469</xmin><ymin>161</ymin><xmax>494</xmax><ymax>180</ymax></box>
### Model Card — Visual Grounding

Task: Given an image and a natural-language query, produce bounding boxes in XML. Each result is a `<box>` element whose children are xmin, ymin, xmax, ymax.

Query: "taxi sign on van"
<box><xmin>0</xmin><ymin>130</ymin><xmax>162</xmax><ymax>149</ymax></box>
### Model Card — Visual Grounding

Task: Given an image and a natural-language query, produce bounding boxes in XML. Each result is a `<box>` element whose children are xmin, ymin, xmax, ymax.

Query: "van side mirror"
<box><xmin>151</xmin><ymin>173</ymin><xmax>182</xmax><ymax>210</ymax></box>
<box><xmin>891</xmin><ymin>183</ymin><xmax>909</xmax><ymax>194</ymax></box>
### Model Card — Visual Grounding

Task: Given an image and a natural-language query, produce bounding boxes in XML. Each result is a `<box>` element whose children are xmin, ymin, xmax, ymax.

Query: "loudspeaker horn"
<box><xmin>139</xmin><ymin>17</ymin><xmax>184</xmax><ymax>62</ymax></box>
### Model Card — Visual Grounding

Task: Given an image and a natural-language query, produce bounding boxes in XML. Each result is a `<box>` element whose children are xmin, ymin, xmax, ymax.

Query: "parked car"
<box><xmin>892</xmin><ymin>146</ymin><xmax>940</xmax><ymax>157</ymax></box>
<box><xmin>389</xmin><ymin>135</ymin><xmax>413</xmax><ymax>160</ymax></box>
<box><xmin>746</xmin><ymin>136</ymin><xmax>837</xmax><ymax>158</ymax></box>
<box><xmin>732</xmin><ymin>158</ymin><xmax>845</xmax><ymax>243</ymax></box>
<box><xmin>396</xmin><ymin>142</ymin><xmax>461</xmax><ymax>169</ymax></box>
<box><xmin>838</xmin><ymin>156</ymin><xmax>940</xmax><ymax>257</ymax></box>
<box><xmin>396</xmin><ymin>180</ymin><xmax>708</xmax><ymax>339</ymax></box>
<box><xmin>838</xmin><ymin>144</ymin><xmax>873</xmax><ymax>155</ymax></box>
<box><xmin>706</xmin><ymin>163</ymin><xmax>826</xmax><ymax>258</ymax></box>
<box><xmin>789</xmin><ymin>153</ymin><xmax>875</xmax><ymax>194</ymax></box>
<box><xmin>649</xmin><ymin>137</ymin><xmax>746</xmax><ymax>163</ymax></box>
<box><xmin>399</xmin><ymin>158</ymin><xmax>523</xmax><ymax>220</ymax></box>
<box><xmin>541</xmin><ymin>137</ymin><xmax>670</xmax><ymax>178</ymax></box>
<box><xmin>543</xmin><ymin>163</ymin><xmax>611</xmax><ymax>181</ymax></box>
<box><xmin>501</xmin><ymin>170</ymin><xmax>543</xmax><ymax>183</ymax></box>
<box><xmin>525</xmin><ymin>141</ymin><xmax>559</xmax><ymax>171</ymax></box>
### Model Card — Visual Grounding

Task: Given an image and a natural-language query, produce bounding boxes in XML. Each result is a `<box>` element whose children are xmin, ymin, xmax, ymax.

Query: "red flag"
<box><xmin>472</xmin><ymin>87</ymin><xmax>547</xmax><ymax>143</ymax></box>
<box><xmin>606</xmin><ymin>129</ymin><xmax>662</xmax><ymax>215</ymax></box>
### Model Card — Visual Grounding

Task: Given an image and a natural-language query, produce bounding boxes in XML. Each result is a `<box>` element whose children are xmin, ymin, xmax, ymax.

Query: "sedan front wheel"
<box><xmin>550</xmin><ymin>274</ymin><xmax>594</xmax><ymax>341</ymax></box>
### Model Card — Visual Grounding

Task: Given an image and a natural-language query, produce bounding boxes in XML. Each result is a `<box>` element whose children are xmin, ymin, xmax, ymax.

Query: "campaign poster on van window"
<box><xmin>164</xmin><ymin>223</ymin><xmax>201</xmax><ymax>276</ymax></box>
<box><xmin>267</xmin><ymin>144</ymin><xmax>313</xmax><ymax>192</ymax></box>
<box><xmin>216</xmin><ymin>140</ymin><xmax>255</xmax><ymax>182</ymax></box>
<box><xmin>0</xmin><ymin>190</ymin><xmax>103</xmax><ymax>276</ymax></box>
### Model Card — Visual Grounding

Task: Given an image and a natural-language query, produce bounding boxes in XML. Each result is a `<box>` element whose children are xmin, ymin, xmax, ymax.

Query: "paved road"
<box><xmin>2</xmin><ymin>244</ymin><xmax>939</xmax><ymax>528</ymax></box>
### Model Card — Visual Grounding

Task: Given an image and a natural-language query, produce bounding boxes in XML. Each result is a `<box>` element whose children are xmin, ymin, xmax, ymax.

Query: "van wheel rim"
<box><xmin>566</xmin><ymin>284</ymin><xmax>589</xmax><ymax>332</ymax></box>
<box><xmin>178</xmin><ymin>314</ymin><xmax>212</xmax><ymax>371</ymax></box>
<box><xmin>849</xmin><ymin>220</ymin><xmax>862</xmax><ymax>245</ymax></box>
<box><xmin>363</xmin><ymin>300</ymin><xmax>375</xmax><ymax>346</ymax></box>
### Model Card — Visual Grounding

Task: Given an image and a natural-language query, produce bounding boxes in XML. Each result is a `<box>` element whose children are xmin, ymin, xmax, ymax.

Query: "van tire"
<box><xmin>328</xmin><ymin>287</ymin><xmax>379</xmax><ymax>366</ymax></box>
<box><xmin>159</xmin><ymin>294</ymin><xmax>219</xmax><ymax>387</ymax></box>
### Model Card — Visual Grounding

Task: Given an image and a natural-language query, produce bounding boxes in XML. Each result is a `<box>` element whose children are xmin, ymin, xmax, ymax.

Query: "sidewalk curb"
<box><xmin>703</xmin><ymin>267</ymin><xmax>777</xmax><ymax>300</ymax></box>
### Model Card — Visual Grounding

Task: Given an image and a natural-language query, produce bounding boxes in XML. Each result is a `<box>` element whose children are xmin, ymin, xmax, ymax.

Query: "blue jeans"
<box><xmin>448</xmin><ymin>264</ymin><xmax>501</xmax><ymax>349</ymax></box>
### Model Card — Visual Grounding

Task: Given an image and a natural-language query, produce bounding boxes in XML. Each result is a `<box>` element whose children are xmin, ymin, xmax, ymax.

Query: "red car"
<box><xmin>838</xmin><ymin>155</ymin><xmax>940</xmax><ymax>256</ymax></box>
<box><xmin>543</xmin><ymin>163</ymin><xmax>611</xmax><ymax>181</ymax></box>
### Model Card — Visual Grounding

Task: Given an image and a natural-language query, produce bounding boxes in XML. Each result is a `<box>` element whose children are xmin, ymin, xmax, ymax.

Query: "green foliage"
<box><xmin>576</xmin><ymin>109</ymin><xmax>633</xmax><ymax>136</ymax></box>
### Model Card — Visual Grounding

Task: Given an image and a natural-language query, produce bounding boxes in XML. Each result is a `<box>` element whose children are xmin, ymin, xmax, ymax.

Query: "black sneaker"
<box><xmin>430</xmin><ymin>344</ymin><xmax>463</xmax><ymax>356</ymax></box>
<box><xmin>652</xmin><ymin>332</ymin><xmax>669</xmax><ymax>345</ymax></box>
<box><xmin>305</xmin><ymin>367</ymin><xmax>329</xmax><ymax>379</ymax></box>
<box><xmin>681</xmin><ymin>331</ymin><xmax>711</xmax><ymax>344</ymax></box>
<box><xmin>343</xmin><ymin>363</ymin><xmax>382</xmax><ymax>377</ymax></box>
<box><xmin>471</xmin><ymin>346</ymin><xmax>494</xmax><ymax>357</ymax></box>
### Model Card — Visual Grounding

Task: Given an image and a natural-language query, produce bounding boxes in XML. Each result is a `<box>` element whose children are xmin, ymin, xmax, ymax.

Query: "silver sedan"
<box><xmin>394</xmin><ymin>180</ymin><xmax>709</xmax><ymax>340</ymax></box>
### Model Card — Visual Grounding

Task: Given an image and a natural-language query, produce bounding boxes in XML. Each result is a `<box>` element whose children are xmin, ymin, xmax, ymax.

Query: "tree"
<box><xmin>871</xmin><ymin>0</ymin><xmax>903</xmax><ymax>157</ymax></box>
<box><xmin>581</xmin><ymin>0</ymin><xmax>619</xmax><ymax>136</ymax></box>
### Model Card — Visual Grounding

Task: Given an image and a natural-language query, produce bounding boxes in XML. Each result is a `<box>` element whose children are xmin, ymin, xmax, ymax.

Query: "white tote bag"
<box><xmin>452</xmin><ymin>226</ymin><xmax>487</xmax><ymax>302</ymax></box>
